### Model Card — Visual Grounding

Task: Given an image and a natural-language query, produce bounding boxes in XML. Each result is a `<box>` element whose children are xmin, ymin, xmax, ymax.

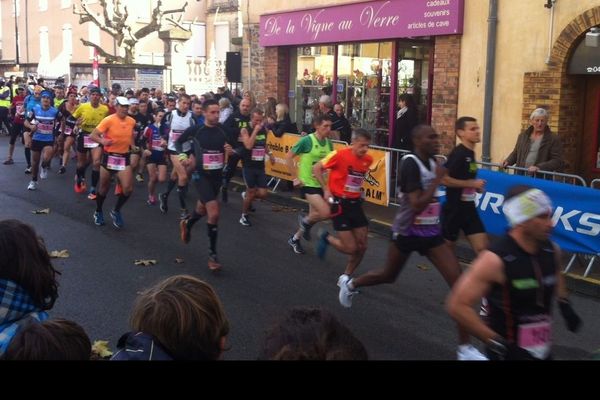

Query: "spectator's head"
<box><xmin>139</xmin><ymin>88</ymin><xmax>150</xmax><ymax>102</ymax></box>
<box><xmin>111</xmin><ymin>82</ymin><xmax>122</xmax><ymax>96</ymax></box>
<box><xmin>318</xmin><ymin>95</ymin><xmax>333</xmax><ymax>112</ymax></box>
<box><xmin>411</xmin><ymin>125</ymin><xmax>440</xmax><ymax>157</ymax></box>
<box><xmin>264</xmin><ymin>97</ymin><xmax>277</xmax><ymax>118</ymax></box>
<box><xmin>129</xmin><ymin>275</ymin><xmax>229</xmax><ymax>360</ymax></box>
<box><xmin>242</xmin><ymin>90</ymin><xmax>255</xmax><ymax>107</ymax></box>
<box><xmin>275</xmin><ymin>103</ymin><xmax>289</xmax><ymax>122</ymax></box>
<box><xmin>4</xmin><ymin>318</ymin><xmax>91</xmax><ymax>360</ymax></box>
<box><xmin>398</xmin><ymin>93</ymin><xmax>416</xmax><ymax>110</ymax></box>
<box><xmin>333</xmin><ymin>103</ymin><xmax>344</xmax><ymax>118</ymax></box>
<box><xmin>218</xmin><ymin>97</ymin><xmax>231</xmax><ymax>110</ymax></box>
<box><xmin>239</xmin><ymin>98</ymin><xmax>252</xmax><ymax>116</ymax></box>
<box><xmin>125</xmin><ymin>89</ymin><xmax>134</xmax><ymax>99</ymax></box>
<box><xmin>0</xmin><ymin>220</ymin><xmax>59</xmax><ymax>310</ymax></box>
<box><xmin>529</xmin><ymin>108</ymin><xmax>549</xmax><ymax>134</ymax></box>
<box><xmin>259</xmin><ymin>307</ymin><xmax>368</xmax><ymax>360</ymax></box>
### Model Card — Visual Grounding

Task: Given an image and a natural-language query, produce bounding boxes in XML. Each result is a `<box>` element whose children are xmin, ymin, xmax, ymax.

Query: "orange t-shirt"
<box><xmin>321</xmin><ymin>147</ymin><xmax>373</xmax><ymax>199</ymax></box>
<box><xmin>96</xmin><ymin>114</ymin><xmax>136</xmax><ymax>154</ymax></box>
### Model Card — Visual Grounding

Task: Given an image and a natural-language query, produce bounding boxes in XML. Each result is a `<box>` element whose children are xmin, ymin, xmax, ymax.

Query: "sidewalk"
<box><xmin>230</xmin><ymin>178</ymin><xmax>600</xmax><ymax>298</ymax></box>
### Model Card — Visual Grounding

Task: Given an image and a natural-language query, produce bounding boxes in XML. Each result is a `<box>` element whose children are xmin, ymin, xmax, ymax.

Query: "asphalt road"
<box><xmin>1</xmin><ymin>136</ymin><xmax>598</xmax><ymax>360</ymax></box>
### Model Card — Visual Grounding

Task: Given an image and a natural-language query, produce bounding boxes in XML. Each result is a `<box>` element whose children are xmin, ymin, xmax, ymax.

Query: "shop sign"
<box><xmin>260</xmin><ymin>0</ymin><xmax>464</xmax><ymax>47</ymax></box>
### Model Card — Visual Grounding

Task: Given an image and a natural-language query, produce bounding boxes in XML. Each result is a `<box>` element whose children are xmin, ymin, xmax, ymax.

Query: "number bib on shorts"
<box><xmin>106</xmin><ymin>154</ymin><xmax>127</xmax><ymax>171</ymax></box>
<box><xmin>83</xmin><ymin>134</ymin><xmax>99</xmax><ymax>148</ymax></box>
<box><xmin>344</xmin><ymin>173</ymin><xmax>365</xmax><ymax>194</ymax></box>
<box><xmin>203</xmin><ymin>152</ymin><xmax>224</xmax><ymax>170</ymax></box>
<box><xmin>251</xmin><ymin>147</ymin><xmax>266</xmax><ymax>162</ymax></box>
<box><xmin>414</xmin><ymin>202</ymin><xmax>441</xmax><ymax>225</ymax></box>
<box><xmin>64</xmin><ymin>126</ymin><xmax>74</xmax><ymax>136</ymax></box>
<box><xmin>152</xmin><ymin>139</ymin><xmax>164</xmax><ymax>151</ymax></box>
<box><xmin>461</xmin><ymin>187</ymin><xmax>476</xmax><ymax>202</ymax></box>
<box><xmin>518</xmin><ymin>319</ymin><xmax>552</xmax><ymax>359</ymax></box>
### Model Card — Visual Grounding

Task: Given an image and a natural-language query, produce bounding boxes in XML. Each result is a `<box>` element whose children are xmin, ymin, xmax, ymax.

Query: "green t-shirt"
<box><xmin>293</xmin><ymin>134</ymin><xmax>333</xmax><ymax>188</ymax></box>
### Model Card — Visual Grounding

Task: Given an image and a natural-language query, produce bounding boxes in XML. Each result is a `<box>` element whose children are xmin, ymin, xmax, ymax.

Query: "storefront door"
<box><xmin>582</xmin><ymin>76</ymin><xmax>600</xmax><ymax>183</ymax></box>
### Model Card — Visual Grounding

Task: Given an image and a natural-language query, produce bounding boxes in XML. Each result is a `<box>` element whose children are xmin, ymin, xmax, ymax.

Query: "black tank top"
<box><xmin>487</xmin><ymin>235</ymin><xmax>557</xmax><ymax>359</ymax></box>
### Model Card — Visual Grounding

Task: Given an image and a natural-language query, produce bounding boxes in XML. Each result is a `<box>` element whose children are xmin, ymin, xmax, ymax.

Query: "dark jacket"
<box><xmin>111</xmin><ymin>332</ymin><xmax>173</xmax><ymax>361</ymax></box>
<box><xmin>273</xmin><ymin>115</ymin><xmax>298</xmax><ymax>137</ymax></box>
<box><xmin>393</xmin><ymin>107</ymin><xmax>418</xmax><ymax>151</ymax></box>
<box><xmin>505</xmin><ymin>126</ymin><xmax>564</xmax><ymax>172</ymax></box>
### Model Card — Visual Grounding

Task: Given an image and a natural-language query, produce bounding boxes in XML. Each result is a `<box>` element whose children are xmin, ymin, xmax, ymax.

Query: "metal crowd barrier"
<box><xmin>592</xmin><ymin>179</ymin><xmax>600</xmax><ymax>189</ymax></box>
<box><xmin>476</xmin><ymin>162</ymin><xmax>588</xmax><ymax>187</ymax></box>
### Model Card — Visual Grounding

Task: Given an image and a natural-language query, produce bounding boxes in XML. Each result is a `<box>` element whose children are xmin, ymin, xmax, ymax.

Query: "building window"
<box><xmin>88</xmin><ymin>24</ymin><xmax>100</xmax><ymax>59</ymax></box>
<box><xmin>185</xmin><ymin>23</ymin><xmax>206</xmax><ymax>58</ymax></box>
<box><xmin>214</xmin><ymin>23</ymin><xmax>230</xmax><ymax>60</ymax></box>
<box><xmin>39</xmin><ymin>26</ymin><xmax>49</xmax><ymax>60</ymax></box>
<box><xmin>61</xmin><ymin>0</ymin><xmax>71</xmax><ymax>8</ymax></box>
<box><xmin>62</xmin><ymin>24</ymin><xmax>73</xmax><ymax>57</ymax></box>
<box><xmin>39</xmin><ymin>0</ymin><xmax>48</xmax><ymax>11</ymax></box>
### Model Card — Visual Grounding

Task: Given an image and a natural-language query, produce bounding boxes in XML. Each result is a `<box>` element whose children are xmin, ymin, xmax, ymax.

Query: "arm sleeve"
<box><xmin>95</xmin><ymin>117</ymin><xmax>111</xmax><ymax>135</ymax></box>
<box><xmin>291</xmin><ymin>135</ymin><xmax>312</xmax><ymax>154</ymax></box>
<box><xmin>536</xmin><ymin>135</ymin><xmax>564</xmax><ymax>172</ymax></box>
<box><xmin>71</xmin><ymin>105</ymin><xmax>82</xmax><ymax>120</ymax></box>
<box><xmin>321</xmin><ymin>150</ymin><xmax>339</xmax><ymax>170</ymax></box>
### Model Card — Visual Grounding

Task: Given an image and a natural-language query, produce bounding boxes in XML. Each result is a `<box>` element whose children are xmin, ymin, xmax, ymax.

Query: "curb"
<box><xmin>229</xmin><ymin>180</ymin><xmax>600</xmax><ymax>297</ymax></box>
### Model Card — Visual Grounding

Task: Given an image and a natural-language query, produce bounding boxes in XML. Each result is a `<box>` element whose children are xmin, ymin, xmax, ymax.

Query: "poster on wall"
<box><xmin>138</xmin><ymin>69</ymin><xmax>164</xmax><ymax>90</ymax></box>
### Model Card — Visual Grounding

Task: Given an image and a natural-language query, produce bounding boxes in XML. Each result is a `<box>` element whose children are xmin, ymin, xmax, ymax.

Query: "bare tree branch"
<box><xmin>165</xmin><ymin>16</ymin><xmax>190</xmax><ymax>32</ymax></box>
<box><xmin>80</xmin><ymin>39</ymin><xmax>127</xmax><ymax>64</ymax></box>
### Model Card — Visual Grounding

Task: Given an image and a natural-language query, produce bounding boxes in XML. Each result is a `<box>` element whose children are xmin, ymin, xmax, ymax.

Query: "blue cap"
<box><xmin>40</xmin><ymin>90</ymin><xmax>53</xmax><ymax>98</ymax></box>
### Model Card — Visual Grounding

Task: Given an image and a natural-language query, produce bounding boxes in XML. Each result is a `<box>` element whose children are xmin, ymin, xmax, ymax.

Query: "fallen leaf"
<box><xmin>175</xmin><ymin>258</ymin><xmax>185</xmax><ymax>264</ymax></box>
<box><xmin>134</xmin><ymin>259</ymin><xmax>157</xmax><ymax>266</ymax></box>
<box><xmin>49</xmin><ymin>250</ymin><xmax>70</xmax><ymax>258</ymax></box>
<box><xmin>32</xmin><ymin>208</ymin><xmax>50</xmax><ymax>215</ymax></box>
<box><xmin>271</xmin><ymin>206</ymin><xmax>299</xmax><ymax>213</ymax></box>
<box><xmin>91</xmin><ymin>340</ymin><xmax>113</xmax><ymax>358</ymax></box>
<box><xmin>417</xmin><ymin>264</ymin><xmax>431</xmax><ymax>271</ymax></box>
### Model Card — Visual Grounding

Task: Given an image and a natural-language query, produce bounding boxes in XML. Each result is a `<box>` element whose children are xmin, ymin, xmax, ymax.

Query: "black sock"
<box><xmin>207</xmin><ymin>223</ymin><xmax>218</xmax><ymax>255</ymax></box>
<box><xmin>114</xmin><ymin>194</ymin><xmax>130</xmax><ymax>212</ymax></box>
<box><xmin>76</xmin><ymin>166</ymin><xmax>85</xmax><ymax>182</ymax></box>
<box><xmin>177</xmin><ymin>185</ymin><xmax>187</xmax><ymax>210</ymax></box>
<box><xmin>91</xmin><ymin>170</ymin><xmax>100</xmax><ymax>188</ymax></box>
<box><xmin>165</xmin><ymin>179</ymin><xmax>177</xmax><ymax>196</ymax></box>
<box><xmin>24</xmin><ymin>148</ymin><xmax>31</xmax><ymax>167</ymax></box>
<box><xmin>96</xmin><ymin>194</ymin><xmax>106</xmax><ymax>212</ymax></box>
<box><xmin>188</xmin><ymin>211</ymin><xmax>203</xmax><ymax>229</ymax></box>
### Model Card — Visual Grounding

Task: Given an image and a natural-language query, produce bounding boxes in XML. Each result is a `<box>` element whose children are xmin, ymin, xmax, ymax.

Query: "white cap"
<box><xmin>128</xmin><ymin>98</ymin><xmax>139</xmax><ymax>105</ymax></box>
<box><xmin>115</xmin><ymin>96</ymin><xmax>129</xmax><ymax>106</ymax></box>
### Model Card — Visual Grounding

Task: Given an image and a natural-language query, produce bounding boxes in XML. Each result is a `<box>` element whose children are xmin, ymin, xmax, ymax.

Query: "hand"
<box><xmin>160</xmin><ymin>139</ymin><xmax>167</xmax><ymax>149</ymax></box>
<box><xmin>76</xmin><ymin>118</ymin><xmax>83</xmax><ymax>127</ymax></box>
<box><xmin>143</xmin><ymin>149</ymin><xmax>152</xmax><ymax>157</ymax></box>
<box><xmin>269</xmin><ymin>153</ymin><xmax>276</xmax><ymax>165</ymax></box>
<box><xmin>323</xmin><ymin>189</ymin><xmax>333</xmax><ymax>203</ymax></box>
<box><xmin>292</xmin><ymin>177</ymin><xmax>304</xmax><ymax>188</ymax></box>
<box><xmin>224</xmin><ymin>143</ymin><xmax>233</xmax><ymax>156</ymax></box>
<box><xmin>528</xmin><ymin>166</ymin><xmax>540</xmax><ymax>173</ymax></box>
<box><xmin>558</xmin><ymin>298</ymin><xmax>582</xmax><ymax>333</ymax></box>
<box><xmin>472</xmin><ymin>179</ymin><xmax>486</xmax><ymax>192</ymax></box>
<box><xmin>102</xmin><ymin>138</ymin><xmax>113</xmax><ymax>146</ymax></box>
<box><xmin>300</xmin><ymin>131</ymin><xmax>308</xmax><ymax>137</ymax></box>
<box><xmin>434</xmin><ymin>163</ymin><xmax>447</xmax><ymax>181</ymax></box>
<box><xmin>253</xmin><ymin>123</ymin><xmax>263</xmax><ymax>134</ymax></box>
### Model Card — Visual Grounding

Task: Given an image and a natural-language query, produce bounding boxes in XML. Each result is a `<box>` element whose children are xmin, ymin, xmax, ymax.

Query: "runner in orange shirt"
<box><xmin>89</xmin><ymin>97</ymin><xmax>136</xmax><ymax>229</ymax></box>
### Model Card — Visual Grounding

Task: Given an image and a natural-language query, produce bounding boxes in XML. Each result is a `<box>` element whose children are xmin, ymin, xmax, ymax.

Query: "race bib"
<box><xmin>203</xmin><ymin>152</ymin><xmax>224</xmax><ymax>170</ymax></box>
<box><xmin>37</xmin><ymin>123</ymin><xmax>54</xmax><ymax>135</ymax></box>
<box><xmin>251</xmin><ymin>147</ymin><xmax>266</xmax><ymax>162</ymax></box>
<box><xmin>152</xmin><ymin>139</ymin><xmax>164</xmax><ymax>151</ymax></box>
<box><xmin>414</xmin><ymin>202</ymin><xmax>441</xmax><ymax>225</ymax></box>
<box><xmin>83</xmin><ymin>135</ymin><xmax>99</xmax><ymax>148</ymax></box>
<box><xmin>64</xmin><ymin>126</ymin><xmax>73</xmax><ymax>136</ymax></box>
<box><xmin>344</xmin><ymin>173</ymin><xmax>365</xmax><ymax>194</ymax></box>
<box><xmin>518</xmin><ymin>320</ymin><xmax>551</xmax><ymax>360</ymax></box>
<box><xmin>106</xmin><ymin>155</ymin><xmax>127</xmax><ymax>171</ymax></box>
<box><xmin>170</xmin><ymin>129</ymin><xmax>184</xmax><ymax>143</ymax></box>
<box><xmin>461</xmin><ymin>187</ymin><xmax>476</xmax><ymax>202</ymax></box>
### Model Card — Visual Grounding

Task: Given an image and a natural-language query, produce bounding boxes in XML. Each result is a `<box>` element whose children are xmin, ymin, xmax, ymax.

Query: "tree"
<box><xmin>73</xmin><ymin>0</ymin><xmax>191</xmax><ymax>64</ymax></box>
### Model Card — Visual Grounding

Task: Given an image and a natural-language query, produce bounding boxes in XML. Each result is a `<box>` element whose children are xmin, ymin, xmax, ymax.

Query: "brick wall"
<box><xmin>431</xmin><ymin>35</ymin><xmax>461</xmax><ymax>155</ymax></box>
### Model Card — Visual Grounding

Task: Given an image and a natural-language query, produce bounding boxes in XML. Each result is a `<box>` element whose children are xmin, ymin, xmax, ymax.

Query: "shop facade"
<box><xmin>257</xmin><ymin>0</ymin><xmax>465</xmax><ymax>150</ymax></box>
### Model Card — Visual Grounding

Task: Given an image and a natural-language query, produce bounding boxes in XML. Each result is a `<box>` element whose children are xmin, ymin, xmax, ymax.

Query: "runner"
<box><xmin>336</xmin><ymin>125</ymin><xmax>487</xmax><ymax>360</ymax></box>
<box><xmin>89</xmin><ymin>97</ymin><xmax>136</xmax><ymax>229</ymax></box>
<box><xmin>177</xmin><ymin>99</ymin><xmax>234</xmax><ymax>271</ymax></box>
<box><xmin>221</xmin><ymin>98</ymin><xmax>251</xmax><ymax>203</ymax></box>
<box><xmin>143</xmin><ymin>110</ymin><xmax>167</xmax><ymax>205</ymax></box>
<box><xmin>285</xmin><ymin>115</ymin><xmax>333</xmax><ymax>254</ymax></box>
<box><xmin>24</xmin><ymin>91</ymin><xmax>60</xmax><ymax>191</ymax></box>
<box><xmin>72</xmin><ymin>87</ymin><xmax>110</xmax><ymax>198</ymax></box>
<box><xmin>4</xmin><ymin>86</ymin><xmax>26</xmax><ymax>166</ymax></box>
<box><xmin>57</xmin><ymin>87</ymin><xmax>79</xmax><ymax>175</ymax></box>
<box><xmin>313</xmin><ymin>129</ymin><xmax>373</xmax><ymax>281</ymax></box>
<box><xmin>238</xmin><ymin>109</ymin><xmax>275</xmax><ymax>226</ymax></box>
<box><xmin>447</xmin><ymin>186</ymin><xmax>583</xmax><ymax>360</ymax></box>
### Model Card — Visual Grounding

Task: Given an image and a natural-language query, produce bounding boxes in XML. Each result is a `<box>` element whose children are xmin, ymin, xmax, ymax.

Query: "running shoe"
<box><xmin>24</xmin><ymin>166</ymin><xmax>32</xmax><ymax>174</ymax></box>
<box><xmin>136</xmin><ymin>173</ymin><xmax>144</xmax><ymax>183</ymax></box>
<box><xmin>180</xmin><ymin>218</ymin><xmax>191</xmax><ymax>244</ymax></box>
<box><xmin>239</xmin><ymin>214</ymin><xmax>251</xmax><ymax>227</ymax></box>
<box><xmin>288</xmin><ymin>236</ymin><xmax>305</xmax><ymax>254</ymax></box>
<box><xmin>110</xmin><ymin>210</ymin><xmax>124</xmax><ymax>229</ymax></box>
<box><xmin>298</xmin><ymin>213</ymin><xmax>312</xmax><ymax>241</ymax></box>
<box><xmin>316</xmin><ymin>229</ymin><xmax>330</xmax><ymax>260</ymax></box>
<box><xmin>337</xmin><ymin>274</ymin><xmax>358</xmax><ymax>308</ymax></box>
<box><xmin>40</xmin><ymin>167</ymin><xmax>48</xmax><ymax>180</ymax></box>
<box><xmin>58</xmin><ymin>166</ymin><xmax>66</xmax><ymax>174</ymax></box>
<box><xmin>158</xmin><ymin>192</ymin><xmax>168</xmax><ymax>213</ymax></box>
<box><xmin>180</xmin><ymin>208</ymin><xmax>190</xmax><ymax>220</ymax></box>
<box><xmin>208</xmin><ymin>252</ymin><xmax>222</xmax><ymax>271</ymax></box>
<box><xmin>3</xmin><ymin>159</ymin><xmax>14</xmax><ymax>165</ymax></box>
<box><xmin>27</xmin><ymin>180</ymin><xmax>37</xmax><ymax>191</ymax></box>
<box><xmin>457</xmin><ymin>344</ymin><xmax>488</xmax><ymax>361</ymax></box>
<box><xmin>74</xmin><ymin>178</ymin><xmax>86</xmax><ymax>194</ymax></box>
<box><xmin>87</xmin><ymin>187</ymin><xmax>97</xmax><ymax>200</ymax></box>
<box><xmin>93</xmin><ymin>211</ymin><xmax>105</xmax><ymax>226</ymax></box>
<box><xmin>146</xmin><ymin>195</ymin><xmax>156</xmax><ymax>206</ymax></box>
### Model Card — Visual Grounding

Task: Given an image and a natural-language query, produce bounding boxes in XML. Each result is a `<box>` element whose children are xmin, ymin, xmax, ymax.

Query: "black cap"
<box><xmin>89</xmin><ymin>87</ymin><xmax>102</xmax><ymax>95</ymax></box>
<box><xmin>112</xmin><ymin>83</ymin><xmax>122</xmax><ymax>90</ymax></box>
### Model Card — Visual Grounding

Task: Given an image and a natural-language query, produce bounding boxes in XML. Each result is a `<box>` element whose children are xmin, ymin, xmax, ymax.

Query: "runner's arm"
<box><xmin>174</xmin><ymin>126</ymin><xmax>195</xmax><ymax>154</ymax></box>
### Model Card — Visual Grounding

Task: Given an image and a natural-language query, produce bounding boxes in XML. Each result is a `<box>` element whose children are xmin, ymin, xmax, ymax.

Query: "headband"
<box><xmin>502</xmin><ymin>189</ymin><xmax>553</xmax><ymax>227</ymax></box>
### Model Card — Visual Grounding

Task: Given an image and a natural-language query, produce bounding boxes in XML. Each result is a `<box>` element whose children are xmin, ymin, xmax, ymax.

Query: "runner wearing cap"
<box><xmin>57</xmin><ymin>87</ymin><xmax>80</xmax><ymax>174</ymax></box>
<box><xmin>72</xmin><ymin>87</ymin><xmax>109</xmax><ymax>197</ymax></box>
<box><xmin>23</xmin><ymin>91</ymin><xmax>61</xmax><ymax>190</ymax></box>
<box><xmin>447</xmin><ymin>186</ymin><xmax>583</xmax><ymax>360</ymax></box>
<box><xmin>89</xmin><ymin>96</ymin><xmax>136</xmax><ymax>228</ymax></box>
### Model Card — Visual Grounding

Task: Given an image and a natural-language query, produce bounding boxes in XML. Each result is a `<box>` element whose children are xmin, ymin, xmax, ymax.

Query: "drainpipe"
<box><xmin>482</xmin><ymin>0</ymin><xmax>498</xmax><ymax>163</ymax></box>
<box><xmin>545</xmin><ymin>0</ymin><xmax>557</xmax><ymax>65</ymax></box>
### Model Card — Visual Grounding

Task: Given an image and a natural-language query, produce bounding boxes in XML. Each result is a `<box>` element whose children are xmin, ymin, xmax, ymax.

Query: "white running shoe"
<box><xmin>457</xmin><ymin>344</ymin><xmax>488</xmax><ymax>361</ymax></box>
<box><xmin>338</xmin><ymin>274</ymin><xmax>357</xmax><ymax>308</ymax></box>
<box><xmin>27</xmin><ymin>181</ymin><xmax>37</xmax><ymax>191</ymax></box>
<box><xmin>40</xmin><ymin>167</ymin><xmax>48</xmax><ymax>180</ymax></box>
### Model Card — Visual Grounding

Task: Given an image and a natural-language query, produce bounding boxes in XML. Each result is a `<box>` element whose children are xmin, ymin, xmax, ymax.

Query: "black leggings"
<box><xmin>9</xmin><ymin>123</ymin><xmax>24</xmax><ymax>145</ymax></box>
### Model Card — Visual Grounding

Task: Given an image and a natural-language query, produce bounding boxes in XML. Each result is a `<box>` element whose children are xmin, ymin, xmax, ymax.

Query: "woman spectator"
<box><xmin>218</xmin><ymin>97</ymin><xmax>234</xmax><ymax>124</ymax></box>
<box><xmin>393</xmin><ymin>93</ymin><xmax>418</xmax><ymax>151</ymax></box>
<box><xmin>503</xmin><ymin>108</ymin><xmax>564</xmax><ymax>174</ymax></box>
<box><xmin>0</xmin><ymin>220</ymin><xmax>60</xmax><ymax>357</ymax></box>
<box><xmin>272</xmin><ymin>103</ymin><xmax>298</xmax><ymax>137</ymax></box>
<box><xmin>334</xmin><ymin>103</ymin><xmax>352</xmax><ymax>143</ymax></box>
<box><xmin>111</xmin><ymin>275</ymin><xmax>229</xmax><ymax>361</ymax></box>
<box><xmin>264</xmin><ymin>97</ymin><xmax>277</xmax><ymax>125</ymax></box>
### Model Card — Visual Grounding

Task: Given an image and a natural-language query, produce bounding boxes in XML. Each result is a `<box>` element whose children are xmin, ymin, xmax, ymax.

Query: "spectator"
<box><xmin>272</xmin><ymin>103</ymin><xmax>298</xmax><ymax>138</ymax></box>
<box><xmin>218</xmin><ymin>97</ymin><xmax>233</xmax><ymax>124</ymax></box>
<box><xmin>318</xmin><ymin>95</ymin><xmax>343</xmax><ymax>140</ymax></box>
<box><xmin>503</xmin><ymin>108</ymin><xmax>564</xmax><ymax>174</ymax></box>
<box><xmin>111</xmin><ymin>275</ymin><xmax>229</xmax><ymax>361</ymax></box>
<box><xmin>0</xmin><ymin>220</ymin><xmax>60</xmax><ymax>357</ymax></box>
<box><xmin>264</xmin><ymin>97</ymin><xmax>277</xmax><ymax>125</ymax></box>
<box><xmin>3</xmin><ymin>318</ymin><xmax>91</xmax><ymax>360</ymax></box>
<box><xmin>242</xmin><ymin>90</ymin><xmax>256</xmax><ymax>109</ymax></box>
<box><xmin>333</xmin><ymin>103</ymin><xmax>352</xmax><ymax>143</ymax></box>
<box><xmin>259</xmin><ymin>307</ymin><xmax>368</xmax><ymax>360</ymax></box>
<box><xmin>393</xmin><ymin>93</ymin><xmax>418</xmax><ymax>151</ymax></box>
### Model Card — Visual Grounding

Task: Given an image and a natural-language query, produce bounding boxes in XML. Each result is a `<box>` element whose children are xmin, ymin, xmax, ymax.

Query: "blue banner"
<box><xmin>475</xmin><ymin>170</ymin><xmax>600</xmax><ymax>255</ymax></box>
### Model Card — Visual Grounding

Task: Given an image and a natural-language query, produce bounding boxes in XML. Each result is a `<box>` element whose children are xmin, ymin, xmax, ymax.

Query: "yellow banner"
<box><xmin>265</xmin><ymin>132</ymin><xmax>389</xmax><ymax>206</ymax></box>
